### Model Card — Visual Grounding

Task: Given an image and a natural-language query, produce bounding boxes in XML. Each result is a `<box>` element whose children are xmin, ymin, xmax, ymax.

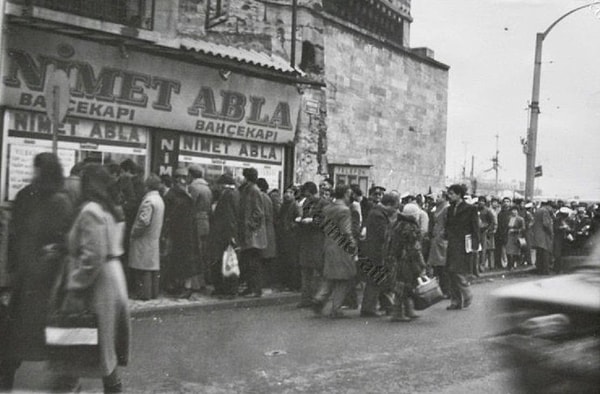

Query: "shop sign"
<box><xmin>6</xmin><ymin>110</ymin><xmax>148</xmax><ymax>145</ymax></box>
<box><xmin>151</xmin><ymin>130</ymin><xmax>180</xmax><ymax>177</ymax></box>
<box><xmin>180</xmin><ymin>135</ymin><xmax>282</xmax><ymax>164</ymax></box>
<box><xmin>1</xmin><ymin>26</ymin><xmax>301</xmax><ymax>144</ymax></box>
<box><xmin>333</xmin><ymin>166</ymin><xmax>370</xmax><ymax>176</ymax></box>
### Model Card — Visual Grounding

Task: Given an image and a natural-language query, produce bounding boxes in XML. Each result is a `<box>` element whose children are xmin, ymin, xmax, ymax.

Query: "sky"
<box><xmin>410</xmin><ymin>0</ymin><xmax>600</xmax><ymax>200</ymax></box>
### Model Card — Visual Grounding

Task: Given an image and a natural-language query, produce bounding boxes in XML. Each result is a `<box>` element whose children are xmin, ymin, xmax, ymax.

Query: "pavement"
<box><xmin>14</xmin><ymin>276</ymin><xmax>537</xmax><ymax>393</ymax></box>
<box><xmin>129</xmin><ymin>265</ymin><xmax>537</xmax><ymax>317</ymax></box>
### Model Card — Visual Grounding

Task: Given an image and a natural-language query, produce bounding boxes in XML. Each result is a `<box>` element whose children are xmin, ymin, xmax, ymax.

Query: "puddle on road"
<box><xmin>264</xmin><ymin>350</ymin><xmax>288</xmax><ymax>357</ymax></box>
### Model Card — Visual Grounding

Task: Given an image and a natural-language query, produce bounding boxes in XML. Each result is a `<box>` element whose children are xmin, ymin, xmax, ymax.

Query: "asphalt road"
<box><xmin>13</xmin><ymin>276</ymin><xmax>533</xmax><ymax>393</ymax></box>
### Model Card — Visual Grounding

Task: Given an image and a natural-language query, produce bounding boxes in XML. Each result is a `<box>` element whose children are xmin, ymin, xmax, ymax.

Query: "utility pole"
<box><xmin>525</xmin><ymin>2</ymin><xmax>600</xmax><ymax>200</ymax></box>
<box><xmin>470</xmin><ymin>155</ymin><xmax>476</xmax><ymax>194</ymax></box>
<box><xmin>290</xmin><ymin>0</ymin><xmax>298</xmax><ymax>68</ymax></box>
<box><xmin>494</xmin><ymin>134</ymin><xmax>499</xmax><ymax>196</ymax></box>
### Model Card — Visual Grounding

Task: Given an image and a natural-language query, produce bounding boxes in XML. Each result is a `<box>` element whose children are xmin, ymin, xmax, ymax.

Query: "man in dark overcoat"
<box><xmin>1</xmin><ymin>153</ymin><xmax>75</xmax><ymax>391</ymax></box>
<box><xmin>238</xmin><ymin>168</ymin><xmax>267</xmax><ymax>297</ymax></box>
<box><xmin>360</xmin><ymin>194</ymin><xmax>398</xmax><ymax>317</ymax></box>
<box><xmin>163</xmin><ymin>167</ymin><xmax>197</xmax><ymax>297</ymax></box>
<box><xmin>296</xmin><ymin>182</ymin><xmax>328</xmax><ymax>307</ymax></box>
<box><xmin>495</xmin><ymin>197</ymin><xmax>512</xmax><ymax>270</ymax></box>
<box><xmin>445</xmin><ymin>184</ymin><xmax>480</xmax><ymax>310</ymax></box>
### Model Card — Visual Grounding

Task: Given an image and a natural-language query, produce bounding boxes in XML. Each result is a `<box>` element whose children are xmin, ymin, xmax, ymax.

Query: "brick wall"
<box><xmin>323</xmin><ymin>23</ymin><xmax>448</xmax><ymax>193</ymax></box>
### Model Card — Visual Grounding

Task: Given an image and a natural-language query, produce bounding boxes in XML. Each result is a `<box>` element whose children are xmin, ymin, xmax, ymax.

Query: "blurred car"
<box><xmin>491</xmin><ymin>233</ymin><xmax>600</xmax><ymax>394</ymax></box>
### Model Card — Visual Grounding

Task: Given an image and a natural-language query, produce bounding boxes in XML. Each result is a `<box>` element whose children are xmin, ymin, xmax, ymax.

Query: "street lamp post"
<box><xmin>525</xmin><ymin>2</ymin><xmax>600</xmax><ymax>200</ymax></box>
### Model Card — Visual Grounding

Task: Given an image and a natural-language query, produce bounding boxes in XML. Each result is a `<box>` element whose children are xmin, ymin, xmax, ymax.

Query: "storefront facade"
<box><xmin>0</xmin><ymin>25</ymin><xmax>302</xmax><ymax>206</ymax></box>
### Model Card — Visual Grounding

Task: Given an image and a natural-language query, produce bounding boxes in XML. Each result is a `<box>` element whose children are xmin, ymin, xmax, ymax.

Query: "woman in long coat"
<box><xmin>128</xmin><ymin>174</ymin><xmax>165</xmax><ymax>300</ymax></box>
<box><xmin>312</xmin><ymin>186</ymin><xmax>357</xmax><ymax>318</ymax></box>
<box><xmin>531</xmin><ymin>202</ymin><xmax>554</xmax><ymax>274</ymax></box>
<box><xmin>427</xmin><ymin>194</ymin><xmax>449</xmax><ymax>295</ymax></box>
<box><xmin>208</xmin><ymin>174</ymin><xmax>240</xmax><ymax>297</ymax></box>
<box><xmin>384</xmin><ymin>211</ymin><xmax>426</xmax><ymax>322</ymax></box>
<box><xmin>1</xmin><ymin>153</ymin><xmax>74</xmax><ymax>391</ymax></box>
<box><xmin>162</xmin><ymin>168</ymin><xmax>197</xmax><ymax>295</ymax></box>
<box><xmin>57</xmin><ymin>164</ymin><xmax>130</xmax><ymax>393</ymax></box>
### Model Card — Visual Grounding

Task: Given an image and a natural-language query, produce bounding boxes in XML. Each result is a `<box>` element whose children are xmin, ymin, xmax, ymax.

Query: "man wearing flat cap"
<box><xmin>163</xmin><ymin>167</ymin><xmax>197</xmax><ymax>298</ymax></box>
<box><xmin>361</xmin><ymin>186</ymin><xmax>385</xmax><ymax>225</ymax></box>
<box><xmin>238</xmin><ymin>167</ymin><xmax>267</xmax><ymax>297</ymax></box>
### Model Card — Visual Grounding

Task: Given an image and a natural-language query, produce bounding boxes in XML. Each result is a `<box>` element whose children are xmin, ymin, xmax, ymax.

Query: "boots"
<box><xmin>404</xmin><ymin>298</ymin><xmax>420</xmax><ymax>319</ymax></box>
<box><xmin>0</xmin><ymin>360</ymin><xmax>18</xmax><ymax>392</ymax></box>
<box><xmin>102</xmin><ymin>369</ymin><xmax>123</xmax><ymax>393</ymax></box>
<box><xmin>390</xmin><ymin>301</ymin><xmax>411</xmax><ymax>322</ymax></box>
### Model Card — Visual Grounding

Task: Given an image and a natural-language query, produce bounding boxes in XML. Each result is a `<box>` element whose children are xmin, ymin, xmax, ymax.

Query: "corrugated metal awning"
<box><xmin>180</xmin><ymin>38</ymin><xmax>302</xmax><ymax>76</ymax></box>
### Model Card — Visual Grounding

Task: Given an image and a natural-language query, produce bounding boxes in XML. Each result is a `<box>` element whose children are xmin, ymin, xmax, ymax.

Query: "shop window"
<box><xmin>1</xmin><ymin>110</ymin><xmax>149</xmax><ymax>203</ymax></box>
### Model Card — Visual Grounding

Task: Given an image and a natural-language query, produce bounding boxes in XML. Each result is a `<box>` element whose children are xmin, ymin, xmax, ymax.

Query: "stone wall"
<box><xmin>323</xmin><ymin>23</ymin><xmax>448</xmax><ymax>193</ymax></box>
<box><xmin>176</xmin><ymin>0</ymin><xmax>447</xmax><ymax>191</ymax></box>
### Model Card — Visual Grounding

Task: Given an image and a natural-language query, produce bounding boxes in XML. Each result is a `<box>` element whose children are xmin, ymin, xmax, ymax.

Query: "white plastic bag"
<box><xmin>222</xmin><ymin>244</ymin><xmax>240</xmax><ymax>278</ymax></box>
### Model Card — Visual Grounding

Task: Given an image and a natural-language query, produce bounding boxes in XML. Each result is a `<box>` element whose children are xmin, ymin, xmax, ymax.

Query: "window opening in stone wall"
<box><xmin>205</xmin><ymin>0</ymin><xmax>229</xmax><ymax>29</ymax></box>
<box><xmin>299</xmin><ymin>41</ymin><xmax>316</xmax><ymax>73</ymax></box>
<box><xmin>30</xmin><ymin>0</ymin><xmax>155</xmax><ymax>29</ymax></box>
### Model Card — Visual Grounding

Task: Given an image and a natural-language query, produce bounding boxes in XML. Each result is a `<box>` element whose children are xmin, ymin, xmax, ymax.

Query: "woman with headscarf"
<box><xmin>277</xmin><ymin>185</ymin><xmax>302</xmax><ymax>290</ymax></box>
<box><xmin>0</xmin><ymin>153</ymin><xmax>75</xmax><ymax>391</ymax></box>
<box><xmin>53</xmin><ymin>164</ymin><xmax>130</xmax><ymax>393</ymax></box>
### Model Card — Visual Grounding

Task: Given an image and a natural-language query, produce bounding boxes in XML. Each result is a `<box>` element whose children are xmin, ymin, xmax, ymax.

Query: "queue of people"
<box><xmin>1</xmin><ymin>152</ymin><xmax>598</xmax><ymax>392</ymax></box>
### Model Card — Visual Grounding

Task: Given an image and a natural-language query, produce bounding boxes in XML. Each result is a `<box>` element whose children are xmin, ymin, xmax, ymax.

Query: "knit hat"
<box><xmin>217</xmin><ymin>173</ymin><xmax>236</xmax><ymax>185</ymax></box>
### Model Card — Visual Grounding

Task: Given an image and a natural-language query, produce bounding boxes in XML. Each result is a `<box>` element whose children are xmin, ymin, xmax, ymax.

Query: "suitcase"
<box><xmin>413</xmin><ymin>276</ymin><xmax>444</xmax><ymax>310</ymax></box>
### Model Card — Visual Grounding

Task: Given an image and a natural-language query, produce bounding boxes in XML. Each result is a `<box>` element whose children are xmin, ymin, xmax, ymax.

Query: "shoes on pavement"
<box><xmin>446</xmin><ymin>304</ymin><xmax>462</xmax><ymax>310</ymax></box>
<box><xmin>390</xmin><ymin>315</ymin><xmax>411</xmax><ymax>322</ymax></box>
<box><xmin>462</xmin><ymin>298</ymin><xmax>473</xmax><ymax>309</ymax></box>
<box><xmin>243</xmin><ymin>291</ymin><xmax>262</xmax><ymax>298</ymax></box>
<box><xmin>330</xmin><ymin>310</ymin><xmax>347</xmax><ymax>319</ymax></box>
<box><xmin>359</xmin><ymin>310</ymin><xmax>381</xmax><ymax>318</ymax></box>
<box><xmin>404</xmin><ymin>299</ymin><xmax>420</xmax><ymax>319</ymax></box>
<box><xmin>311</xmin><ymin>300</ymin><xmax>324</xmax><ymax>315</ymax></box>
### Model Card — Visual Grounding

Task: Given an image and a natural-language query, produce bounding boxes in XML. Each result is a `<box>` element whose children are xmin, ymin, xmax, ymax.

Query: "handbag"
<box><xmin>413</xmin><ymin>276</ymin><xmax>444</xmax><ymax>311</ymax></box>
<box><xmin>517</xmin><ymin>237</ymin><xmax>527</xmax><ymax>250</ymax></box>
<box><xmin>45</xmin><ymin>256</ymin><xmax>100</xmax><ymax>367</ymax></box>
<box><xmin>222</xmin><ymin>243</ymin><xmax>240</xmax><ymax>278</ymax></box>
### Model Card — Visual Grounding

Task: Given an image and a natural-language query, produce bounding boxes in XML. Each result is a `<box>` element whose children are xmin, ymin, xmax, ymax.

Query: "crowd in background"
<box><xmin>2</xmin><ymin>152</ymin><xmax>599</xmax><ymax>391</ymax></box>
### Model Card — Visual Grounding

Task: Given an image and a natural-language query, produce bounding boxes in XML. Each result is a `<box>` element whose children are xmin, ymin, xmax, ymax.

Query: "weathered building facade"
<box><xmin>0</xmin><ymin>0</ymin><xmax>447</xmax><ymax>282</ymax></box>
<box><xmin>176</xmin><ymin>0</ymin><xmax>448</xmax><ymax>192</ymax></box>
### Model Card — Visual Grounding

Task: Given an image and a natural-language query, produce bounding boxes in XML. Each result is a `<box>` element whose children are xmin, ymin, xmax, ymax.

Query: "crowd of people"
<box><xmin>1</xmin><ymin>152</ymin><xmax>599</xmax><ymax>392</ymax></box>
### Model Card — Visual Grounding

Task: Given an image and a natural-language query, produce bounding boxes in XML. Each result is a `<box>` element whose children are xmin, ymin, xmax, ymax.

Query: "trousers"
<box><xmin>314</xmin><ymin>279</ymin><xmax>352</xmax><ymax>316</ymax></box>
<box><xmin>447</xmin><ymin>271</ymin><xmax>472</xmax><ymax>307</ymax></box>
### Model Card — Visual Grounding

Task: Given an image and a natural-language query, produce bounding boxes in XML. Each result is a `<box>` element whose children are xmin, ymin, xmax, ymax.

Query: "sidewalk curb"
<box><xmin>131</xmin><ymin>268</ymin><xmax>536</xmax><ymax>318</ymax></box>
<box><xmin>131</xmin><ymin>293</ymin><xmax>301</xmax><ymax>318</ymax></box>
<box><xmin>470</xmin><ymin>266</ymin><xmax>537</xmax><ymax>284</ymax></box>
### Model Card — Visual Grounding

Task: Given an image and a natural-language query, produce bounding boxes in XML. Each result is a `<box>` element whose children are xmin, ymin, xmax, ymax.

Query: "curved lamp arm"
<box><xmin>542</xmin><ymin>2</ymin><xmax>600</xmax><ymax>38</ymax></box>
